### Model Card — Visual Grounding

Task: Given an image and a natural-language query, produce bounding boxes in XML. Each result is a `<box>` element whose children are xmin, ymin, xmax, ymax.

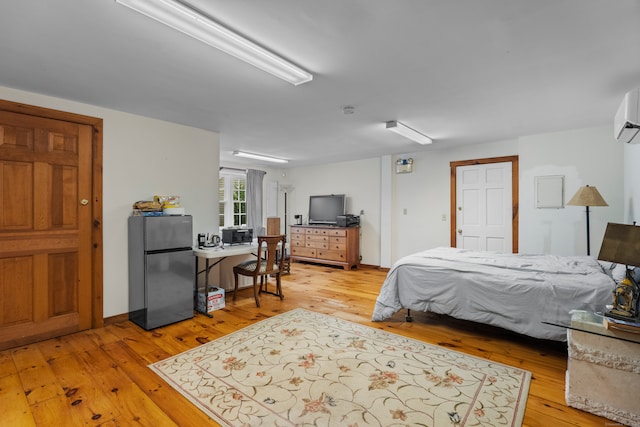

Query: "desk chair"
<box><xmin>233</xmin><ymin>235</ymin><xmax>286</xmax><ymax>307</ymax></box>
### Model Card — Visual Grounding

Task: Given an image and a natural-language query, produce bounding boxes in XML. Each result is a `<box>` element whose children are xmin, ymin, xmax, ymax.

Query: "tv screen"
<box><xmin>308</xmin><ymin>194</ymin><xmax>345</xmax><ymax>225</ymax></box>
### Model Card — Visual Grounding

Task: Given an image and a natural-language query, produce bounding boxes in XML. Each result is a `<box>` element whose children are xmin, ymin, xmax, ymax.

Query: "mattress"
<box><xmin>371</xmin><ymin>247</ymin><xmax>615</xmax><ymax>341</ymax></box>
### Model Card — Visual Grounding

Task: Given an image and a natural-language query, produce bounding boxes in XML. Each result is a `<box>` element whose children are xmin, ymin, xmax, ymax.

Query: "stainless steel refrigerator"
<box><xmin>128</xmin><ymin>215</ymin><xmax>194</xmax><ymax>330</ymax></box>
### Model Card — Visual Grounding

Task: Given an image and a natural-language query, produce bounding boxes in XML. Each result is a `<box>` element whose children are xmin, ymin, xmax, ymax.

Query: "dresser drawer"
<box><xmin>327</xmin><ymin>241</ymin><xmax>346</xmax><ymax>251</ymax></box>
<box><xmin>306</xmin><ymin>241</ymin><xmax>328</xmax><ymax>249</ymax></box>
<box><xmin>306</xmin><ymin>227</ymin><xmax>328</xmax><ymax>236</ymax></box>
<box><xmin>291</xmin><ymin>239</ymin><xmax>306</xmax><ymax>247</ymax></box>
<box><xmin>327</xmin><ymin>228</ymin><xmax>346</xmax><ymax>237</ymax></box>
<box><xmin>291</xmin><ymin>233</ymin><xmax>305</xmax><ymax>242</ymax></box>
<box><xmin>291</xmin><ymin>227</ymin><xmax>306</xmax><ymax>235</ymax></box>
<box><xmin>316</xmin><ymin>249</ymin><xmax>346</xmax><ymax>262</ymax></box>
<box><xmin>291</xmin><ymin>247</ymin><xmax>316</xmax><ymax>257</ymax></box>
<box><xmin>306</xmin><ymin>235</ymin><xmax>328</xmax><ymax>243</ymax></box>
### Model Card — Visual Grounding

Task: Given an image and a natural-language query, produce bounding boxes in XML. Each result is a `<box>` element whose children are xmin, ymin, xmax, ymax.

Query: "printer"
<box><xmin>336</xmin><ymin>215</ymin><xmax>360</xmax><ymax>227</ymax></box>
<box><xmin>222</xmin><ymin>228</ymin><xmax>253</xmax><ymax>245</ymax></box>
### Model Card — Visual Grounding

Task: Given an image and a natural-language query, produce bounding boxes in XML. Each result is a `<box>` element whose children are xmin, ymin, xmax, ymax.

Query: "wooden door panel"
<box><xmin>54</xmin><ymin>165</ymin><xmax>79</xmax><ymax>228</ymax></box>
<box><xmin>49</xmin><ymin>252</ymin><xmax>78</xmax><ymax>316</ymax></box>
<box><xmin>0</xmin><ymin>256</ymin><xmax>33</xmax><ymax>326</ymax></box>
<box><xmin>0</xmin><ymin>235</ymin><xmax>79</xmax><ymax>257</ymax></box>
<box><xmin>0</xmin><ymin>122</ymin><xmax>35</xmax><ymax>152</ymax></box>
<box><xmin>1</xmin><ymin>161</ymin><xmax>33</xmax><ymax>229</ymax></box>
<box><xmin>41</xmin><ymin>164</ymin><xmax>80</xmax><ymax>229</ymax></box>
<box><xmin>0</xmin><ymin>108</ymin><xmax>93</xmax><ymax>350</ymax></box>
<box><xmin>47</xmin><ymin>131</ymin><xmax>78</xmax><ymax>155</ymax></box>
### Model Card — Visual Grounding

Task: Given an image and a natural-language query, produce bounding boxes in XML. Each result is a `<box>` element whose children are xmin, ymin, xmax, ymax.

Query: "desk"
<box><xmin>193</xmin><ymin>244</ymin><xmax>257</xmax><ymax>316</ymax></box>
<box><xmin>194</xmin><ymin>243</ymin><xmax>257</xmax><ymax>287</ymax></box>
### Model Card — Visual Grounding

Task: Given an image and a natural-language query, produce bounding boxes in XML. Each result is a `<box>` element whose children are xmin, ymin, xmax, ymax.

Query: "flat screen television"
<box><xmin>308</xmin><ymin>194</ymin><xmax>345</xmax><ymax>225</ymax></box>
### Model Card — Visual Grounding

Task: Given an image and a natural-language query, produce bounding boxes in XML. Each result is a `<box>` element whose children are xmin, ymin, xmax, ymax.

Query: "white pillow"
<box><xmin>598</xmin><ymin>261</ymin><xmax>629</xmax><ymax>283</ymax></box>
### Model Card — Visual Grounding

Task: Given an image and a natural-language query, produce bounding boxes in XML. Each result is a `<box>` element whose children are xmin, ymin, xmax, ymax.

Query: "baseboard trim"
<box><xmin>360</xmin><ymin>263</ymin><xmax>389</xmax><ymax>272</ymax></box>
<box><xmin>104</xmin><ymin>313</ymin><xmax>129</xmax><ymax>325</ymax></box>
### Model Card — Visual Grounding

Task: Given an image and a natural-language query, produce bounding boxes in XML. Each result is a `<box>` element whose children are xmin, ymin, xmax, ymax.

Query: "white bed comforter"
<box><xmin>371</xmin><ymin>247</ymin><xmax>614</xmax><ymax>341</ymax></box>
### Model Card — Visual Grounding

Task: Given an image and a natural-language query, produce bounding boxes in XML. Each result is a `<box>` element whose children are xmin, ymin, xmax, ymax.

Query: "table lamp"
<box><xmin>597</xmin><ymin>223</ymin><xmax>640</xmax><ymax>321</ymax></box>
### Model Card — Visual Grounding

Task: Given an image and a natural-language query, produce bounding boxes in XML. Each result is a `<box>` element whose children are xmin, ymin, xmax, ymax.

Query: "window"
<box><xmin>219</xmin><ymin>172</ymin><xmax>246</xmax><ymax>228</ymax></box>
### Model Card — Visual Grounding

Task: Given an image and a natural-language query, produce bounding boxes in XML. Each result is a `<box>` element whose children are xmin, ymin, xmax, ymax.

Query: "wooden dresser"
<box><xmin>290</xmin><ymin>225</ymin><xmax>360</xmax><ymax>270</ymax></box>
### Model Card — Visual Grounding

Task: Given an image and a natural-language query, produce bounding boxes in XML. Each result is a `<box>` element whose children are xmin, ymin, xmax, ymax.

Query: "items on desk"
<box><xmin>222</xmin><ymin>228</ymin><xmax>253</xmax><ymax>245</ymax></box>
<box><xmin>198</xmin><ymin>233</ymin><xmax>221</xmax><ymax>248</ymax></box>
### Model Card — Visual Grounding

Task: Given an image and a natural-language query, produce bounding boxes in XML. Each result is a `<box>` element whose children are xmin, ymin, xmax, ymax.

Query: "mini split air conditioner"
<box><xmin>614</xmin><ymin>88</ymin><xmax>640</xmax><ymax>143</ymax></box>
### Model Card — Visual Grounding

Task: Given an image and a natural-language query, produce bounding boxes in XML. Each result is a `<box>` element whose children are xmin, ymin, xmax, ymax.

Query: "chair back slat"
<box><xmin>258</xmin><ymin>235</ymin><xmax>286</xmax><ymax>275</ymax></box>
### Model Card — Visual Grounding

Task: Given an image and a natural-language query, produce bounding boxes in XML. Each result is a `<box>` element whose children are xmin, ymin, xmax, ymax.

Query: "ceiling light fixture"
<box><xmin>114</xmin><ymin>0</ymin><xmax>313</xmax><ymax>86</ymax></box>
<box><xmin>232</xmin><ymin>150</ymin><xmax>289</xmax><ymax>164</ymax></box>
<box><xmin>385</xmin><ymin>120</ymin><xmax>433</xmax><ymax>145</ymax></box>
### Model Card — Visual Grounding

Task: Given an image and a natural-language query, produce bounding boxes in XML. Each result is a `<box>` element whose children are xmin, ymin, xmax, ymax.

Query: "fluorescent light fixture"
<box><xmin>385</xmin><ymin>120</ymin><xmax>433</xmax><ymax>145</ymax></box>
<box><xmin>115</xmin><ymin>0</ymin><xmax>313</xmax><ymax>86</ymax></box>
<box><xmin>233</xmin><ymin>150</ymin><xmax>289</xmax><ymax>164</ymax></box>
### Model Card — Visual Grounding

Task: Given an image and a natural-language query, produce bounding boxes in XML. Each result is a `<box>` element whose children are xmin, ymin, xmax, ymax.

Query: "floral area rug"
<box><xmin>149</xmin><ymin>309</ymin><xmax>531</xmax><ymax>426</ymax></box>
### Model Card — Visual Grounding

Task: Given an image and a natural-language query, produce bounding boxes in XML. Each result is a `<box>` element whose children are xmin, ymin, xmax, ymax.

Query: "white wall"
<box><xmin>623</xmin><ymin>142</ymin><xmax>640</xmax><ymax>224</ymax></box>
<box><xmin>389</xmin><ymin>140</ymin><xmax>517</xmax><ymax>261</ymax></box>
<box><xmin>0</xmin><ymin>86</ymin><xmax>220</xmax><ymax>318</ymax></box>
<box><xmin>281</xmin><ymin>140</ymin><xmax>517</xmax><ymax>266</ymax></box>
<box><xmin>284</xmin><ymin>127</ymin><xmax>625</xmax><ymax>265</ymax></box>
<box><xmin>519</xmin><ymin>126</ymin><xmax>624</xmax><ymax>255</ymax></box>
<box><xmin>282</xmin><ymin>158</ymin><xmax>382</xmax><ymax>265</ymax></box>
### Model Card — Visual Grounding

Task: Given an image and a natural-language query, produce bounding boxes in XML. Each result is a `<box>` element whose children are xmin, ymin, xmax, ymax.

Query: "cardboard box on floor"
<box><xmin>198</xmin><ymin>287</ymin><xmax>225</xmax><ymax>312</ymax></box>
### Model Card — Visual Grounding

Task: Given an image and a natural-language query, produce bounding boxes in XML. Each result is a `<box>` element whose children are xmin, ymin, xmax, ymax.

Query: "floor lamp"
<box><xmin>567</xmin><ymin>185</ymin><xmax>608</xmax><ymax>255</ymax></box>
<box><xmin>280</xmin><ymin>184</ymin><xmax>294</xmax><ymax>237</ymax></box>
<box><xmin>279</xmin><ymin>184</ymin><xmax>294</xmax><ymax>274</ymax></box>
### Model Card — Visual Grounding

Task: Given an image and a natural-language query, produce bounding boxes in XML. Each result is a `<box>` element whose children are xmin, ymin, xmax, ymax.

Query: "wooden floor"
<box><xmin>0</xmin><ymin>263</ymin><xmax>612</xmax><ymax>426</ymax></box>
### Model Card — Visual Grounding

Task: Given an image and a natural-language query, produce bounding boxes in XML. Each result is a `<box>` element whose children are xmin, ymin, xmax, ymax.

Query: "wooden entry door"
<box><xmin>0</xmin><ymin>106</ymin><xmax>97</xmax><ymax>350</ymax></box>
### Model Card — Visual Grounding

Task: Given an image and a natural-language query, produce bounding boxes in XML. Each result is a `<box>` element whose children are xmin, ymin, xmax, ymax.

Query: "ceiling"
<box><xmin>1</xmin><ymin>0</ymin><xmax>639</xmax><ymax>167</ymax></box>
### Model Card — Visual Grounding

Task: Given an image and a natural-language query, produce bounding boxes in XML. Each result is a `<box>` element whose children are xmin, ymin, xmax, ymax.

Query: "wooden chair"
<box><xmin>233</xmin><ymin>235</ymin><xmax>286</xmax><ymax>307</ymax></box>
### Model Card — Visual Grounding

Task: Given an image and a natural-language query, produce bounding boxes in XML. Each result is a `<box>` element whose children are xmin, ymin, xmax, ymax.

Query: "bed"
<box><xmin>371</xmin><ymin>247</ymin><xmax>617</xmax><ymax>341</ymax></box>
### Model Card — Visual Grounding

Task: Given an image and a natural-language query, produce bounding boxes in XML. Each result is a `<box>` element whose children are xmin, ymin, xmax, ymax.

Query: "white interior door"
<box><xmin>456</xmin><ymin>162</ymin><xmax>512</xmax><ymax>252</ymax></box>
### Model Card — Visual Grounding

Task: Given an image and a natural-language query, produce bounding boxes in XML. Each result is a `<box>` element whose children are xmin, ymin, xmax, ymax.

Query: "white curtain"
<box><xmin>246</xmin><ymin>169</ymin><xmax>266</xmax><ymax>236</ymax></box>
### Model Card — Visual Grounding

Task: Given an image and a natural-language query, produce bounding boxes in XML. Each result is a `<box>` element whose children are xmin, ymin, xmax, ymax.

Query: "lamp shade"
<box><xmin>598</xmin><ymin>223</ymin><xmax>640</xmax><ymax>267</ymax></box>
<box><xmin>566</xmin><ymin>185</ymin><xmax>608</xmax><ymax>207</ymax></box>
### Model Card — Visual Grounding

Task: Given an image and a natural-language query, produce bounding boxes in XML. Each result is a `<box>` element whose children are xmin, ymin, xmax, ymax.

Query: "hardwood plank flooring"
<box><xmin>0</xmin><ymin>263</ymin><xmax>613</xmax><ymax>426</ymax></box>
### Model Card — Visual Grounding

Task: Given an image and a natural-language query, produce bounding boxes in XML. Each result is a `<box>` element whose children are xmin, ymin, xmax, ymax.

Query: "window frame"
<box><xmin>219</xmin><ymin>172</ymin><xmax>247</xmax><ymax>228</ymax></box>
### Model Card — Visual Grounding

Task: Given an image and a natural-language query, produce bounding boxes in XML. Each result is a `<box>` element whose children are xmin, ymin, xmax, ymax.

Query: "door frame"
<box><xmin>0</xmin><ymin>99</ymin><xmax>104</xmax><ymax>328</ymax></box>
<box><xmin>450</xmin><ymin>155</ymin><xmax>519</xmax><ymax>253</ymax></box>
